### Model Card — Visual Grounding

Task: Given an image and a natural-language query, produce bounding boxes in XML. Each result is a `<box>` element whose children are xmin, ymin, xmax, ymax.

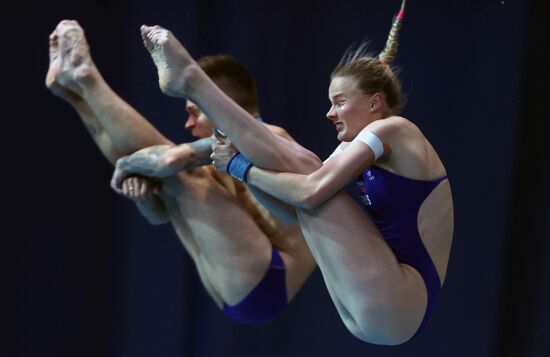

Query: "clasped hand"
<box><xmin>210</xmin><ymin>131</ymin><xmax>238</xmax><ymax>172</ymax></box>
<box><xmin>110</xmin><ymin>158</ymin><xmax>161</xmax><ymax>201</ymax></box>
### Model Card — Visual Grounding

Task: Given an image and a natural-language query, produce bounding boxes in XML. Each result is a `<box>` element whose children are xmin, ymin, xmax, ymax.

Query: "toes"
<box><xmin>152</xmin><ymin>29</ymin><xmax>169</xmax><ymax>46</ymax></box>
<box><xmin>149</xmin><ymin>30</ymin><xmax>160</xmax><ymax>43</ymax></box>
<box><xmin>141</xmin><ymin>25</ymin><xmax>169</xmax><ymax>46</ymax></box>
<box><xmin>141</xmin><ymin>25</ymin><xmax>156</xmax><ymax>51</ymax></box>
<box><xmin>58</xmin><ymin>19</ymin><xmax>79</xmax><ymax>28</ymax></box>
<box><xmin>49</xmin><ymin>34</ymin><xmax>58</xmax><ymax>51</ymax></box>
<box><xmin>56</xmin><ymin>20</ymin><xmax>83</xmax><ymax>39</ymax></box>
<box><xmin>143</xmin><ymin>37</ymin><xmax>155</xmax><ymax>52</ymax></box>
<box><xmin>56</xmin><ymin>20</ymin><xmax>72</xmax><ymax>32</ymax></box>
<box><xmin>140</xmin><ymin>25</ymin><xmax>154</xmax><ymax>39</ymax></box>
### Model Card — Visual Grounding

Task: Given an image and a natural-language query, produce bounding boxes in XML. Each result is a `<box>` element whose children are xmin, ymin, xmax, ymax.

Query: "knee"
<box><xmin>353</xmin><ymin>322</ymin><xmax>416</xmax><ymax>346</ymax></box>
<box><xmin>287</xmin><ymin>147</ymin><xmax>322</xmax><ymax>175</ymax></box>
<box><xmin>345</xmin><ymin>300</ymin><xmax>420</xmax><ymax>345</ymax></box>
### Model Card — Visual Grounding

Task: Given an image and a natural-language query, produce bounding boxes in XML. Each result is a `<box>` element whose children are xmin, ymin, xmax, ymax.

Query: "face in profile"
<box><xmin>326</xmin><ymin>76</ymin><xmax>377</xmax><ymax>142</ymax></box>
<box><xmin>185</xmin><ymin>100</ymin><xmax>215</xmax><ymax>139</ymax></box>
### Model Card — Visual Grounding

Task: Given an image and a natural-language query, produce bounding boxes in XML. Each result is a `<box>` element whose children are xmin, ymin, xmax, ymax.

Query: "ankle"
<box><xmin>181</xmin><ymin>63</ymin><xmax>207</xmax><ymax>98</ymax></box>
<box><xmin>72</xmin><ymin>64</ymin><xmax>108</xmax><ymax>99</ymax></box>
<box><xmin>72</xmin><ymin>64</ymin><xmax>99</xmax><ymax>88</ymax></box>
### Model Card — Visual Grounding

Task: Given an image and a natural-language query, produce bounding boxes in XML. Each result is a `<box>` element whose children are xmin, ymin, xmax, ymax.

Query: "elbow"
<box><xmin>299</xmin><ymin>198</ymin><xmax>322</xmax><ymax>211</ymax></box>
<box><xmin>295</xmin><ymin>174</ymin><xmax>336</xmax><ymax>210</ymax></box>
<box><xmin>297</xmin><ymin>188</ymin><xmax>323</xmax><ymax>211</ymax></box>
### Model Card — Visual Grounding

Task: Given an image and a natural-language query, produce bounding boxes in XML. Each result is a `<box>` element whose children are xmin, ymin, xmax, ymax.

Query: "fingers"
<box><xmin>211</xmin><ymin>139</ymin><xmax>233</xmax><ymax>152</ymax></box>
<box><xmin>210</xmin><ymin>142</ymin><xmax>236</xmax><ymax>172</ymax></box>
<box><xmin>122</xmin><ymin>178</ymin><xmax>132</xmax><ymax>197</ymax></box>
<box><xmin>210</xmin><ymin>142</ymin><xmax>221</xmax><ymax>167</ymax></box>
<box><xmin>212</xmin><ymin>128</ymin><xmax>227</xmax><ymax>142</ymax></box>
<box><xmin>120</xmin><ymin>176</ymin><xmax>161</xmax><ymax>201</ymax></box>
<box><xmin>111</xmin><ymin>166</ymin><xmax>128</xmax><ymax>193</ymax></box>
<box><xmin>127</xmin><ymin>176</ymin><xmax>141</xmax><ymax>200</ymax></box>
<box><xmin>110</xmin><ymin>175</ymin><xmax>122</xmax><ymax>195</ymax></box>
<box><xmin>138</xmin><ymin>178</ymin><xmax>148</xmax><ymax>197</ymax></box>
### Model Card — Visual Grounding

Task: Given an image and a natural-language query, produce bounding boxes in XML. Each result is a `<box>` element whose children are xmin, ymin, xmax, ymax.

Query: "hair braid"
<box><xmin>379</xmin><ymin>0</ymin><xmax>406</xmax><ymax>65</ymax></box>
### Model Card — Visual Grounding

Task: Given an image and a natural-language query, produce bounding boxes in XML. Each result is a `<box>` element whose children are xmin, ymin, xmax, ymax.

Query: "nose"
<box><xmin>185</xmin><ymin>115</ymin><xmax>196</xmax><ymax>130</ymax></box>
<box><xmin>326</xmin><ymin>105</ymin><xmax>337</xmax><ymax>121</ymax></box>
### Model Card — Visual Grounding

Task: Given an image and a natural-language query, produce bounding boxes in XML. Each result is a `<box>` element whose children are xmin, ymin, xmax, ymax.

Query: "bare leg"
<box><xmin>141</xmin><ymin>25</ymin><xmax>429</xmax><ymax>343</ymax></box>
<box><xmin>47</xmin><ymin>20</ymin><xmax>171</xmax><ymax>157</ymax></box>
<box><xmin>141</xmin><ymin>25</ymin><xmax>319</xmax><ymax>173</ymax></box>
<box><xmin>47</xmin><ymin>61</ymin><xmax>121</xmax><ymax>164</ymax></box>
<box><xmin>297</xmin><ymin>194</ymin><xmax>428</xmax><ymax>344</ymax></box>
<box><xmin>166</xmin><ymin>169</ymin><xmax>315</xmax><ymax>306</ymax></box>
<box><xmin>61</xmin><ymin>92</ymin><xmax>123</xmax><ymax>165</ymax></box>
<box><xmin>46</xmin><ymin>21</ymin><xmax>316</xmax><ymax>316</ymax></box>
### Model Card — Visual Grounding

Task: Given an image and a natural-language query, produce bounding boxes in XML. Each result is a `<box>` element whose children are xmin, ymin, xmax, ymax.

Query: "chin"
<box><xmin>192</xmin><ymin>130</ymin><xmax>204</xmax><ymax>139</ymax></box>
<box><xmin>337</xmin><ymin>131</ymin><xmax>353</xmax><ymax>142</ymax></box>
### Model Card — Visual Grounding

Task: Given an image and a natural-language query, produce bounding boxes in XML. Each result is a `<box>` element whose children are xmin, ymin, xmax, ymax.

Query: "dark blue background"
<box><xmin>3</xmin><ymin>0</ymin><xmax>548</xmax><ymax>356</ymax></box>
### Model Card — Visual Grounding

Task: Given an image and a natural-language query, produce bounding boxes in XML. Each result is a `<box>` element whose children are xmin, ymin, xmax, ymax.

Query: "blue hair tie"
<box><xmin>227</xmin><ymin>153</ymin><xmax>254</xmax><ymax>182</ymax></box>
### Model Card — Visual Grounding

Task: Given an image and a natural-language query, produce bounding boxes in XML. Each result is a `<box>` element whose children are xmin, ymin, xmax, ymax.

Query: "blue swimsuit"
<box><xmin>356</xmin><ymin>165</ymin><xmax>447</xmax><ymax>332</ymax></box>
<box><xmin>222</xmin><ymin>245</ymin><xmax>287</xmax><ymax>324</ymax></box>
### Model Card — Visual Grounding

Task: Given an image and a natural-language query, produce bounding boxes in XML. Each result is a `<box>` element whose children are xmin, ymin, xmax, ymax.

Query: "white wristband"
<box><xmin>353</xmin><ymin>130</ymin><xmax>384</xmax><ymax>160</ymax></box>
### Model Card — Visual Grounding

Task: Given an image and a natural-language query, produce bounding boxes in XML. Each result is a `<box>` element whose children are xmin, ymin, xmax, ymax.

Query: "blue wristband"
<box><xmin>226</xmin><ymin>153</ymin><xmax>254</xmax><ymax>182</ymax></box>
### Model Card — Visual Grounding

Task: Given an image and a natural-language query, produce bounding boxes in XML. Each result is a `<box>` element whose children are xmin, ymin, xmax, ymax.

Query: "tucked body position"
<box><xmin>46</xmin><ymin>20</ymin><xmax>315</xmax><ymax>324</ymax></box>
<box><xmin>138</xmin><ymin>0</ymin><xmax>454</xmax><ymax>344</ymax></box>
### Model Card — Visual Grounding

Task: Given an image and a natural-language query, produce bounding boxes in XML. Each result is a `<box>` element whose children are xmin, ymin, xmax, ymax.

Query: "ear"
<box><xmin>370</xmin><ymin>92</ymin><xmax>384</xmax><ymax>111</ymax></box>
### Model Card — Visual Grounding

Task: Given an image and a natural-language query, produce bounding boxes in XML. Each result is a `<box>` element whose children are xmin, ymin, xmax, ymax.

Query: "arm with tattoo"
<box><xmin>160</xmin><ymin>136</ymin><xmax>216</xmax><ymax>172</ymax></box>
<box><xmin>111</xmin><ymin>137</ymin><xmax>215</xmax><ymax>189</ymax></box>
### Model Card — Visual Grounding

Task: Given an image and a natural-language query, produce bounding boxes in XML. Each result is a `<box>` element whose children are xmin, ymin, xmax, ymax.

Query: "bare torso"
<box><xmin>156</xmin><ymin>167</ymin><xmax>313</xmax><ymax>307</ymax></box>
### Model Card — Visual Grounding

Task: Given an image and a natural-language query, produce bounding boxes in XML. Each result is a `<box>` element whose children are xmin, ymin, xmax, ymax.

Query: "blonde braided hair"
<box><xmin>379</xmin><ymin>0</ymin><xmax>406</xmax><ymax>65</ymax></box>
<box><xmin>331</xmin><ymin>0</ymin><xmax>407</xmax><ymax>114</ymax></box>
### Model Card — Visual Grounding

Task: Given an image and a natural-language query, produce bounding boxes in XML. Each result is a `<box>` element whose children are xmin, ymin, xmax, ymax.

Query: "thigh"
<box><xmin>170</xmin><ymin>168</ymin><xmax>313</xmax><ymax>303</ymax></box>
<box><xmin>270</xmin><ymin>134</ymin><xmax>323</xmax><ymax>174</ymax></box>
<box><xmin>297</xmin><ymin>191</ymin><xmax>428</xmax><ymax>340</ymax></box>
<box><xmin>297</xmin><ymin>191</ymin><xmax>399</xmax><ymax>279</ymax></box>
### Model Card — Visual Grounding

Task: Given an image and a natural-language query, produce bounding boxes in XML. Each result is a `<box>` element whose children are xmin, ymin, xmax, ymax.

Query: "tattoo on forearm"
<box><xmin>119</xmin><ymin>145</ymin><xmax>172</xmax><ymax>176</ymax></box>
<box><xmin>120</xmin><ymin>137</ymin><xmax>216</xmax><ymax>177</ymax></box>
<box><xmin>185</xmin><ymin>137</ymin><xmax>215</xmax><ymax>169</ymax></box>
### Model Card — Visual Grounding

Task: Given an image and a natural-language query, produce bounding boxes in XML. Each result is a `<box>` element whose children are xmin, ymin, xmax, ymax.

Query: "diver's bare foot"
<box><xmin>45</xmin><ymin>20</ymin><xmax>100</xmax><ymax>98</ymax></box>
<box><xmin>46</xmin><ymin>29</ymin><xmax>82</xmax><ymax>105</ymax></box>
<box><xmin>140</xmin><ymin>25</ymin><xmax>198</xmax><ymax>97</ymax></box>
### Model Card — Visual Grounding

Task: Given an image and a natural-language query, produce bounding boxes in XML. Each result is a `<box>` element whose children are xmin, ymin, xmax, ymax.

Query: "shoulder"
<box><xmin>366</xmin><ymin>115</ymin><xmax>406</xmax><ymax>133</ymax></box>
<box><xmin>366</xmin><ymin>116</ymin><xmax>421</xmax><ymax>142</ymax></box>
